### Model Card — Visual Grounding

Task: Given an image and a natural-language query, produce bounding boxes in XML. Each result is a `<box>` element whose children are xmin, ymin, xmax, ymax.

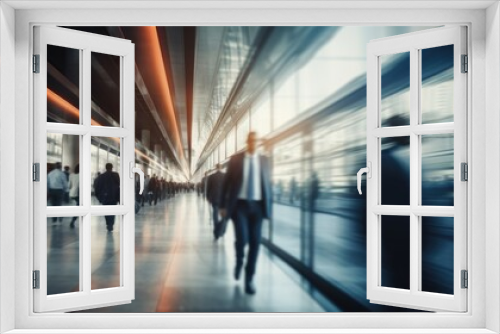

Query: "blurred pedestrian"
<box><xmin>142</xmin><ymin>175</ymin><xmax>150</xmax><ymax>206</ymax></box>
<box><xmin>94</xmin><ymin>163</ymin><xmax>120</xmax><ymax>232</ymax></box>
<box><xmin>310</xmin><ymin>172</ymin><xmax>320</xmax><ymax>211</ymax></box>
<box><xmin>47</xmin><ymin>162</ymin><xmax>68</xmax><ymax>222</ymax></box>
<box><xmin>69</xmin><ymin>164</ymin><xmax>80</xmax><ymax>227</ymax></box>
<box><xmin>219</xmin><ymin>132</ymin><xmax>272</xmax><ymax>295</ymax></box>
<box><xmin>63</xmin><ymin>165</ymin><xmax>71</xmax><ymax>203</ymax></box>
<box><xmin>207</xmin><ymin>163</ymin><xmax>226</xmax><ymax>239</ymax></box>
<box><xmin>289</xmin><ymin>177</ymin><xmax>297</xmax><ymax>204</ymax></box>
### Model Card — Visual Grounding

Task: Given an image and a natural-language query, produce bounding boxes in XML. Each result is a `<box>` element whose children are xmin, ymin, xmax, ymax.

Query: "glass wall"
<box><xmin>197</xmin><ymin>28</ymin><xmax>451</xmax><ymax>311</ymax></box>
<box><xmin>251</xmin><ymin>88</ymin><xmax>272</xmax><ymax>136</ymax></box>
<box><xmin>271</xmin><ymin>135</ymin><xmax>303</xmax><ymax>261</ymax></box>
<box><xmin>236</xmin><ymin>114</ymin><xmax>249</xmax><ymax>151</ymax></box>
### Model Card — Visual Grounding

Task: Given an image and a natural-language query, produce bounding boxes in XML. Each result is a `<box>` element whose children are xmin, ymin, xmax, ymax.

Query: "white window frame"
<box><xmin>33</xmin><ymin>25</ymin><xmax>136</xmax><ymax>313</ymax></box>
<box><xmin>365</xmin><ymin>26</ymin><xmax>467</xmax><ymax>312</ymax></box>
<box><xmin>0</xmin><ymin>2</ymin><xmax>498</xmax><ymax>333</ymax></box>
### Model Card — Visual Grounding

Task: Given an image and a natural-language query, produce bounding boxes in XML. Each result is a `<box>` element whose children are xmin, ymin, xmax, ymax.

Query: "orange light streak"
<box><xmin>47</xmin><ymin>88</ymin><xmax>101</xmax><ymax>126</ymax></box>
<box><xmin>142</xmin><ymin>26</ymin><xmax>184</xmax><ymax>159</ymax></box>
<box><xmin>48</xmin><ymin>90</ymin><xmax>167</xmax><ymax>170</ymax></box>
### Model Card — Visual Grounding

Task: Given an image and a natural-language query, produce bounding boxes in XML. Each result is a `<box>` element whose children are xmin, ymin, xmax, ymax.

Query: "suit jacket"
<box><xmin>95</xmin><ymin>171</ymin><xmax>120</xmax><ymax>205</ymax></box>
<box><xmin>219</xmin><ymin>152</ymin><xmax>272</xmax><ymax>219</ymax></box>
<box><xmin>206</xmin><ymin>171</ymin><xmax>225</xmax><ymax>205</ymax></box>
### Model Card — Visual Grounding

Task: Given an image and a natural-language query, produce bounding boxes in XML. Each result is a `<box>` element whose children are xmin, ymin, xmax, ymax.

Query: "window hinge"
<box><xmin>461</xmin><ymin>54</ymin><xmax>468</xmax><ymax>73</ymax></box>
<box><xmin>33</xmin><ymin>54</ymin><xmax>40</xmax><ymax>73</ymax></box>
<box><xmin>33</xmin><ymin>270</ymin><xmax>40</xmax><ymax>289</ymax></box>
<box><xmin>461</xmin><ymin>162</ymin><xmax>468</xmax><ymax>181</ymax></box>
<box><xmin>33</xmin><ymin>163</ymin><xmax>40</xmax><ymax>182</ymax></box>
<box><xmin>461</xmin><ymin>270</ymin><xmax>468</xmax><ymax>289</ymax></box>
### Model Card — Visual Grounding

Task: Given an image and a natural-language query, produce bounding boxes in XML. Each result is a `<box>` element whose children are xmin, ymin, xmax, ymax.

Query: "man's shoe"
<box><xmin>245</xmin><ymin>280</ymin><xmax>256</xmax><ymax>295</ymax></box>
<box><xmin>234</xmin><ymin>264</ymin><xmax>242</xmax><ymax>281</ymax></box>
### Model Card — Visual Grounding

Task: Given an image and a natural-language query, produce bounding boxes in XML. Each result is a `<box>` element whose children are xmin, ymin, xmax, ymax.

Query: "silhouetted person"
<box><xmin>47</xmin><ymin>162</ymin><xmax>68</xmax><ymax>222</ymax></box>
<box><xmin>150</xmin><ymin>174</ymin><xmax>158</xmax><ymax>205</ymax></box>
<box><xmin>219</xmin><ymin>132</ymin><xmax>272</xmax><ymax>295</ymax></box>
<box><xmin>142</xmin><ymin>175</ymin><xmax>151</xmax><ymax>206</ymax></box>
<box><xmin>207</xmin><ymin>163</ymin><xmax>225</xmax><ymax>238</ymax></box>
<box><xmin>94</xmin><ymin>163</ymin><xmax>120</xmax><ymax>232</ymax></box>
<box><xmin>63</xmin><ymin>165</ymin><xmax>71</xmax><ymax>203</ymax></box>
<box><xmin>69</xmin><ymin>164</ymin><xmax>80</xmax><ymax>227</ymax></box>
<box><xmin>289</xmin><ymin>177</ymin><xmax>297</xmax><ymax>204</ymax></box>
<box><xmin>310</xmin><ymin>172</ymin><xmax>320</xmax><ymax>212</ymax></box>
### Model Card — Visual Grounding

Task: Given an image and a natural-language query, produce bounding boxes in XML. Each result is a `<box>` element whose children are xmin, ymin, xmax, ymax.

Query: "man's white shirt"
<box><xmin>238</xmin><ymin>152</ymin><xmax>262</xmax><ymax>200</ymax></box>
<box><xmin>47</xmin><ymin>169</ymin><xmax>68</xmax><ymax>191</ymax></box>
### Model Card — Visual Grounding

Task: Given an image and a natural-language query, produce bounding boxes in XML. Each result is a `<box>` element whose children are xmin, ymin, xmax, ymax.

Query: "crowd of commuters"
<box><xmin>138</xmin><ymin>175</ymin><xmax>198</xmax><ymax>206</ymax></box>
<box><xmin>47</xmin><ymin>162</ymin><xmax>80</xmax><ymax>227</ymax></box>
<box><xmin>47</xmin><ymin>132</ymin><xmax>274</xmax><ymax>296</ymax></box>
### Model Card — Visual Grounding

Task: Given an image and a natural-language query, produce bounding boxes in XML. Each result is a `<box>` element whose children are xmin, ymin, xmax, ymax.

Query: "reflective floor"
<box><xmin>71</xmin><ymin>193</ymin><xmax>326</xmax><ymax>312</ymax></box>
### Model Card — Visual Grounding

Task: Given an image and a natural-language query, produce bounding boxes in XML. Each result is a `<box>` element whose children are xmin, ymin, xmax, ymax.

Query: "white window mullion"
<box><xmin>89</xmin><ymin>205</ymin><xmax>129</xmax><ymax>216</ymax></box>
<box><xmin>82</xmin><ymin>47</ymin><xmax>92</xmax><ymax>296</ymax></box>
<box><xmin>373</xmin><ymin>123</ymin><xmax>454</xmax><ymax>137</ymax></box>
<box><xmin>121</xmin><ymin>49</ymin><xmax>136</xmax><ymax>300</ymax></box>
<box><xmin>82</xmin><ymin>213</ymin><xmax>91</xmax><ymax>294</ymax></box>
<box><xmin>409</xmin><ymin>47</ymin><xmax>419</xmax><ymax>294</ymax></box>
<box><xmin>46</xmin><ymin>123</ymin><xmax>87</xmax><ymax>135</ymax></box>
<box><xmin>365</xmin><ymin>45</ymin><xmax>379</xmax><ymax>300</ymax></box>
<box><xmin>89</xmin><ymin>126</ymin><xmax>129</xmax><ymax>138</ymax></box>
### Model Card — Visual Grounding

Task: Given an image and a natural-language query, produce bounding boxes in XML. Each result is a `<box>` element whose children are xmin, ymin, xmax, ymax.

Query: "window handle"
<box><xmin>129</xmin><ymin>162</ymin><xmax>145</xmax><ymax>195</ymax></box>
<box><xmin>357</xmin><ymin>162</ymin><xmax>371</xmax><ymax>195</ymax></box>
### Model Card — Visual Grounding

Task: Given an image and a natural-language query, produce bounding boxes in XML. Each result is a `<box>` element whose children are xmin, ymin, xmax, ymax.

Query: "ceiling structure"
<box><xmin>48</xmin><ymin>26</ymin><xmax>337</xmax><ymax>180</ymax></box>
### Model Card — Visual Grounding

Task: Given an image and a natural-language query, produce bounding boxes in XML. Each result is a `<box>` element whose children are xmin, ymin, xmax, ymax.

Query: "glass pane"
<box><xmin>421</xmin><ymin>134</ymin><xmax>454</xmax><ymax>206</ymax></box>
<box><xmin>91</xmin><ymin>137</ymin><xmax>121</xmax><ymax>206</ymax></box>
<box><xmin>47</xmin><ymin>45</ymin><xmax>80</xmax><ymax>124</ymax></box>
<box><xmin>274</xmin><ymin>73</ymin><xmax>298</xmax><ymax>129</ymax></box>
<box><xmin>47</xmin><ymin>134</ymin><xmax>81</xmax><ymax>207</ymax></box>
<box><xmin>236</xmin><ymin>115</ymin><xmax>249</xmax><ymax>151</ymax></box>
<box><xmin>421</xmin><ymin>45</ymin><xmax>454</xmax><ymax>124</ymax></box>
<box><xmin>218</xmin><ymin>142</ymin><xmax>226</xmax><ymax>161</ymax></box>
<box><xmin>91</xmin><ymin>52</ymin><xmax>121</xmax><ymax>127</ymax></box>
<box><xmin>421</xmin><ymin>217</ymin><xmax>454</xmax><ymax>295</ymax></box>
<box><xmin>381</xmin><ymin>137</ymin><xmax>410</xmax><ymax>205</ymax></box>
<box><xmin>381</xmin><ymin>215</ymin><xmax>410</xmax><ymax>290</ymax></box>
<box><xmin>380</xmin><ymin>52</ymin><xmax>410</xmax><ymax>127</ymax></box>
<box><xmin>271</xmin><ymin>136</ymin><xmax>303</xmax><ymax>260</ymax></box>
<box><xmin>226</xmin><ymin>129</ymin><xmax>235</xmax><ymax>157</ymax></box>
<box><xmin>251</xmin><ymin>89</ymin><xmax>271</xmax><ymax>135</ymax></box>
<box><xmin>47</xmin><ymin>217</ymin><xmax>80</xmax><ymax>295</ymax></box>
<box><xmin>91</xmin><ymin>215</ymin><xmax>121</xmax><ymax>290</ymax></box>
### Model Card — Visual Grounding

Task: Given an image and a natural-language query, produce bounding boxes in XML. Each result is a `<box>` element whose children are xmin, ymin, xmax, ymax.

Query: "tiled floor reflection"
<box><xmin>73</xmin><ymin>193</ymin><xmax>324</xmax><ymax>312</ymax></box>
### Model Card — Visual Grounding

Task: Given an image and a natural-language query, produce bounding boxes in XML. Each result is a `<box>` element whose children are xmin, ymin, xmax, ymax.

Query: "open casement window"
<box><xmin>33</xmin><ymin>26</ymin><xmax>137</xmax><ymax>312</ymax></box>
<box><xmin>364</xmin><ymin>26</ymin><xmax>467</xmax><ymax>312</ymax></box>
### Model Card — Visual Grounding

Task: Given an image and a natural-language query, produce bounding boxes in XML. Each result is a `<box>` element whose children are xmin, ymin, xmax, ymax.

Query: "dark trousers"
<box><xmin>105</xmin><ymin>215</ymin><xmax>115</xmax><ymax>230</ymax></box>
<box><xmin>211</xmin><ymin>203</ymin><xmax>219</xmax><ymax>237</ymax></box>
<box><xmin>71</xmin><ymin>197</ymin><xmax>80</xmax><ymax>224</ymax></box>
<box><xmin>232</xmin><ymin>200</ymin><xmax>264</xmax><ymax>282</ymax></box>
<box><xmin>211</xmin><ymin>203</ymin><xmax>219</xmax><ymax>225</ymax></box>
<box><xmin>49</xmin><ymin>189</ymin><xmax>64</xmax><ymax>222</ymax></box>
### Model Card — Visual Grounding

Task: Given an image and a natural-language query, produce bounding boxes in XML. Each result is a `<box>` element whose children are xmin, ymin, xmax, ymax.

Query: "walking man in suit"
<box><xmin>207</xmin><ymin>163</ymin><xmax>225</xmax><ymax>239</ymax></box>
<box><xmin>94</xmin><ymin>163</ymin><xmax>120</xmax><ymax>232</ymax></box>
<box><xmin>219</xmin><ymin>131</ymin><xmax>272</xmax><ymax>295</ymax></box>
